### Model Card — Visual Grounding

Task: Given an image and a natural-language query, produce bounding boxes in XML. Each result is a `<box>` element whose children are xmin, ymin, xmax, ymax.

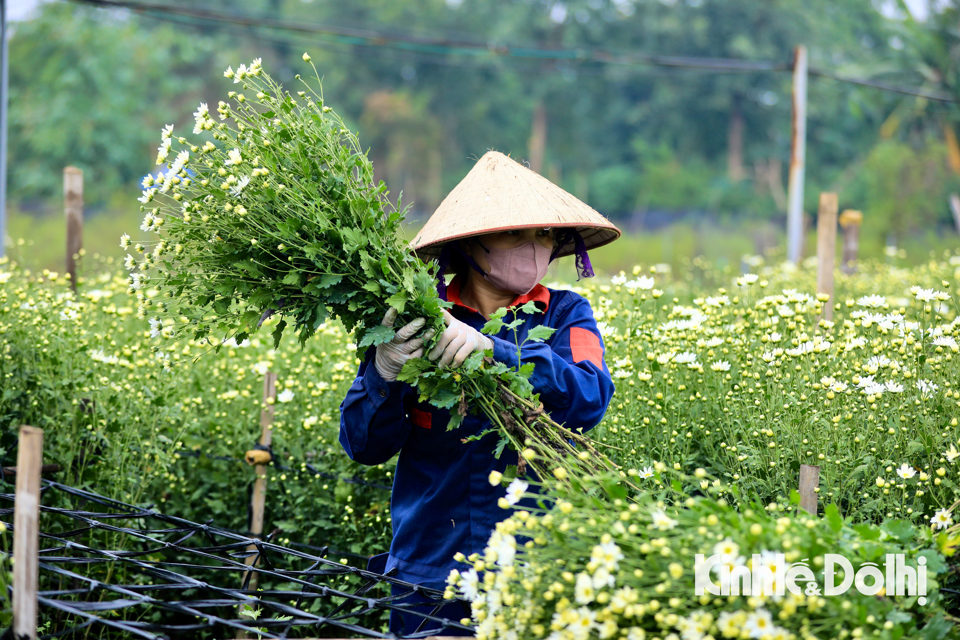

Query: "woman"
<box><xmin>338</xmin><ymin>151</ymin><xmax>620</xmax><ymax>635</ymax></box>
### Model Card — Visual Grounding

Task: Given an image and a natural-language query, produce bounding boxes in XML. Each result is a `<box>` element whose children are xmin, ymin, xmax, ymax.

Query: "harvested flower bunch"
<box><xmin>127</xmin><ymin>56</ymin><xmax>620</xmax><ymax>483</ymax></box>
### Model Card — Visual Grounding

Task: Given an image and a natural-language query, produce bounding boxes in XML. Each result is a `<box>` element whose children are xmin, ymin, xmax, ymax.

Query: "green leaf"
<box><xmin>481</xmin><ymin>317</ymin><xmax>505</xmax><ymax>335</ymax></box>
<box><xmin>518</xmin><ymin>301</ymin><xmax>540</xmax><ymax>314</ymax></box>
<box><xmin>282</xmin><ymin>271</ymin><xmax>301</xmax><ymax>285</ymax></box>
<box><xmin>398</xmin><ymin>358</ymin><xmax>433</xmax><ymax>384</ymax></box>
<box><xmin>917</xmin><ymin>548</ymin><xmax>947</xmax><ymax>574</ymax></box>
<box><xmin>385</xmin><ymin>291</ymin><xmax>409</xmax><ymax>314</ymax></box>
<box><xmin>526</xmin><ymin>325</ymin><xmax>556</xmax><ymax>343</ymax></box>
<box><xmin>445</xmin><ymin>412</ymin><xmax>465</xmax><ymax>431</ymax></box>
<box><xmin>881</xmin><ymin>519</ymin><xmax>916</xmax><ymax>544</ymax></box>
<box><xmin>358</xmin><ymin>324</ymin><xmax>395</xmax><ymax>348</ymax></box>
<box><xmin>825</xmin><ymin>503</ymin><xmax>843</xmax><ymax>533</ymax></box>
<box><xmin>319</xmin><ymin>274</ymin><xmax>343</xmax><ymax>289</ymax></box>
<box><xmin>493</xmin><ymin>434</ymin><xmax>510</xmax><ymax>459</ymax></box>
<box><xmin>271</xmin><ymin>318</ymin><xmax>287</xmax><ymax>349</ymax></box>
<box><xmin>602</xmin><ymin>478</ymin><xmax>627</xmax><ymax>500</ymax></box>
<box><xmin>430</xmin><ymin>388</ymin><xmax>460</xmax><ymax>410</ymax></box>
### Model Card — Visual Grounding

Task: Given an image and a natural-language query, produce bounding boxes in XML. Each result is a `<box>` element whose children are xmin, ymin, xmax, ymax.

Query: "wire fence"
<box><xmin>0</xmin><ymin>478</ymin><xmax>474</xmax><ymax>639</ymax></box>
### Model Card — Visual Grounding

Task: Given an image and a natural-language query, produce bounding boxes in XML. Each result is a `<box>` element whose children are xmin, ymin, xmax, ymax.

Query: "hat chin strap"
<box><xmin>551</xmin><ymin>229</ymin><xmax>595</xmax><ymax>281</ymax></box>
<box><xmin>434</xmin><ymin>240</ymin><xmax>489</xmax><ymax>299</ymax></box>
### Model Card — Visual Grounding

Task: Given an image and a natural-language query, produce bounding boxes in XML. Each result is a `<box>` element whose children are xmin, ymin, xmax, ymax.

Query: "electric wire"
<box><xmin>65</xmin><ymin>0</ymin><xmax>960</xmax><ymax>102</ymax></box>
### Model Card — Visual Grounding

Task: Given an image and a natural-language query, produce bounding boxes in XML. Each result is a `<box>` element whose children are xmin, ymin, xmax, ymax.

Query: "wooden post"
<box><xmin>839</xmin><ymin>209</ymin><xmax>863</xmax><ymax>274</ymax></box>
<box><xmin>786</xmin><ymin>45</ymin><xmax>808</xmax><ymax>265</ymax></box>
<box><xmin>237</xmin><ymin>373</ymin><xmax>276</xmax><ymax>637</ymax></box>
<box><xmin>64</xmin><ymin>167</ymin><xmax>83</xmax><ymax>292</ymax></box>
<box><xmin>528</xmin><ymin>99</ymin><xmax>547</xmax><ymax>174</ymax></box>
<box><xmin>950</xmin><ymin>194</ymin><xmax>960</xmax><ymax>235</ymax></box>
<box><xmin>816</xmin><ymin>193</ymin><xmax>838</xmax><ymax>322</ymax></box>
<box><xmin>799</xmin><ymin>464</ymin><xmax>820</xmax><ymax>515</ymax></box>
<box><xmin>13</xmin><ymin>426</ymin><xmax>43</xmax><ymax>640</ymax></box>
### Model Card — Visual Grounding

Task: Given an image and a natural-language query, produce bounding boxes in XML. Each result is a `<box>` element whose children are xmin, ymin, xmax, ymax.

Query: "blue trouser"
<box><xmin>368</xmin><ymin>553</ymin><xmax>473</xmax><ymax>637</ymax></box>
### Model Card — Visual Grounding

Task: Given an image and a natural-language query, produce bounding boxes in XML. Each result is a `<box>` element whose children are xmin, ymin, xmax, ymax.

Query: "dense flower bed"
<box><xmin>6</xmin><ymin>251</ymin><xmax>960</xmax><ymax>636</ymax></box>
<box><xmin>447</xmin><ymin>471</ymin><xmax>957</xmax><ymax>640</ymax></box>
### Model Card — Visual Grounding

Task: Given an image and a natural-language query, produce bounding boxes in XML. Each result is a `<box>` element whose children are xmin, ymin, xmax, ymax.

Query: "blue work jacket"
<box><xmin>338</xmin><ymin>276</ymin><xmax>615</xmax><ymax>588</ymax></box>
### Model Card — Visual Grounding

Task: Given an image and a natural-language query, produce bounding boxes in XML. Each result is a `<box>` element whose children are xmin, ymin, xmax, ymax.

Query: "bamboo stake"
<box><xmin>64</xmin><ymin>167</ymin><xmax>83</xmax><ymax>292</ymax></box>
<box><xmin>798</xmin><ymin>464</ymin><xmax>820</xmax><ymax>516</ymax></box>
<box><xmin>236</xmin><ymin>372</ymin><xmax>276</xmax><ymax>637</ymax></box>
<box><xmin>816</xmin><ymin>193</ymin><xmax>838</xmax><ymax>322</ymax></box>
<box><xmin>786</xmin><ymin>45</ymin><xmax>808</xmax><ymax>264</ymax></box>
<box><xmin>839</xmin><ymin>209</ymin><xmax>863</xmax><ymax>274</ymax></box>
<box><xmin>13</xmin><ymin>426</ymin><xmax>43</xmax><ymax>640</ymax></box>
<box><xmin>950</xmin><ymin>194</ymin><xmax>960</xmax><ymax>235</ymax></box>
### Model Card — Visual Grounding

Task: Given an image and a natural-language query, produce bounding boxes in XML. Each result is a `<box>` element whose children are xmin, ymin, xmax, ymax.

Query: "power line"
<box><xmin>68</xmin><ymin>0</ymin><xmax>960</xmax><ymax>103</ymax></box>
<box><xmin>70</xmin><ymin>0</ymin><xmax>789</xmax><ymax>72</ymax></box>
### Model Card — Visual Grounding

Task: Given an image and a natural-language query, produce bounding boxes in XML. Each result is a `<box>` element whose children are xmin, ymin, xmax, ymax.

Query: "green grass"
<box><xmin>6</xmin><ymin>205</ymin><xmax>960</xmax><ymax>279</ymax></box>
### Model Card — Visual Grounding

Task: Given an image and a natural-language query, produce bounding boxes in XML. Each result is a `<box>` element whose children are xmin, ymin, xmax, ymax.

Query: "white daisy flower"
<box><xmin>857</xmin><ymin>295</ymin><xmax>886</xmax><ymax>308</ymax></box>
<box><xmin>932</xmin><ymin>509</ymin><xmax>954</xmax><ymax>530</ymax></box>
<box><xmin>651</xmin><ymin>509</ymin><xmax>678</xmax><ymax>530</ymax></box>
<box><xmin>917</xmin><ymin>379</ymin><xmax>940</xmax><ymax>396</ymax></box>
<box><xmin>458</xmin><ymin>569</ymin><xmax>480</xmax><ymax>601</ymax></box>
<box><xmin>625</xmin><ymin>275</ymin><xmax>655</xmax><ymax>290</ymax></box>
<box><xmin>896</xmin><ymin>463</ymin><xmax>917</xmax><ymax>480</ymax></box>
<box><xmin>504</xmin><ymin>478</ymin><xmax>528</xmax><ymax>505</ymax></box>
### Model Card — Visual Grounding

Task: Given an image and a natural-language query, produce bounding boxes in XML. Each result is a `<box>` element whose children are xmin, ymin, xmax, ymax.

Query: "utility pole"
<box><xmin>786</xmin><ymin>45</ymin><xmax>808</xmax><ymax>264</ymax></box>
<box><xmin>0</xmin><ymin>0</ymin><xmax>8</xmax><ymax>259</ymax></box>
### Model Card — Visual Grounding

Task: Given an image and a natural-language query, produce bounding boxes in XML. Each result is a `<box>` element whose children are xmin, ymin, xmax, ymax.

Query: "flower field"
<box><xmin>6</xmin><ymin>249</ymin><xmax>960</xmax><ymax>637</ymax></box>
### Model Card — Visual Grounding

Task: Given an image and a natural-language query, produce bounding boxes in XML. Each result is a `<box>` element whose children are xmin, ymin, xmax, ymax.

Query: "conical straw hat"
<box><xmin>410</xmin><ymin>150</ymin><xmax>621</xmax><ymax>260</ymax></box>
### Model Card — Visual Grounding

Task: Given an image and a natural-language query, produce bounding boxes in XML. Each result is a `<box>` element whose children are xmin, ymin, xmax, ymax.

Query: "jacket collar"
<box><xmin>443</xmin><ymin>274</ymin><xmax>550</xmax><ymax>314</ymax></box>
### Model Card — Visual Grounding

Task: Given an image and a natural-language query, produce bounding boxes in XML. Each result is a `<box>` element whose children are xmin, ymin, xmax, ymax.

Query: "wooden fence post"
<box><xmin>13</xmin><ymin>426</ymin><xmax>43</xmax><ymax>640</ymax></box>
<box><xmin>950</xmin><ymin>194</ymin><xmax>960</xmax><ymax>235</ymax></box>
<box><xmin>64</xmin><ymin>167</ymin><xmax>83</xmax><ymax>292</ymax></box>
<box><xmin>816</xmin><ymin>193</ymin><xmax>838</xmax><ymax>322</ymax></box>
<box><xmin>799</xmin><ymin>464</ymin><xmax>820</xmax><ymax>515</ymax></box>
<box><xmin>839</xmin><ymin>209</ymin><xmax>862</xmax><ymax>274</ymax></box>
<box><xmin>237</xmin><ymin>373</ymin><xmax>277</xmax><ymax>636</ymax></box>
<box><xmin>786</xmin><ymin>44</ymin><xmax>808</xmax><ymax>264</ymax></box>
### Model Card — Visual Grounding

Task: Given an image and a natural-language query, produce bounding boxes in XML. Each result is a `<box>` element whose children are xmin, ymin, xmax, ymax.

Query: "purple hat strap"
<box><xmin>551</xmin><ymin>229</ymin><xmax>595</xmax><ymax>281</ymax></box>
<box><xmin>434</xmin><ymin>241</ymin><xmax>488</xmax><ymax>298</ymax></box>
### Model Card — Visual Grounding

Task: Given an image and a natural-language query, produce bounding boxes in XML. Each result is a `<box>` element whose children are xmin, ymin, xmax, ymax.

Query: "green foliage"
<box><xmin>7</xmin><ymin>4</ymin><xmax>227</xmax><ymax>204</ymax></box>
<box><xmin>7</xmin><ymin>0</ymin><xmax>942</xmax><ymax>226</ymax></box>
<box><xmin>849</xmin><ymin>139</ymin><xmax>960</xmax><ymax>246</ymax></box>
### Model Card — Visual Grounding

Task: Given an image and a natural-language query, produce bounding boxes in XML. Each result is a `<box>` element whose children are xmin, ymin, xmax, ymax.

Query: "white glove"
<box><xmin>427</xmin><ymin>309</ymin><xmax>494</xmax><ymax>368</ymax></box>
<box><xmin>374</xmin><ymin>308</ymin><xmax>434</xmax><ymax>382</ymax></box>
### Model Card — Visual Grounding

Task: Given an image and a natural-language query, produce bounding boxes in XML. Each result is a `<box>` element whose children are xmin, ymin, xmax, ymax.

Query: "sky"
<box><xmin>2</xmin><ymin>0</ymin><xmax>942</xmax><ymax>23</ymax></box>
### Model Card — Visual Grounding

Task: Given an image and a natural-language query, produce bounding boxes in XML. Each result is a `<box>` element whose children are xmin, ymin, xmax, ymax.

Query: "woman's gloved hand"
<box><xmin>427</xmin><ymin>310</ymin><xmax>494</xmax><ymax>368</ymax></box>
<box><xmin>374</xmin><ymin>308</ymin><xmax>434</xmax><ymax>382</ymax></box>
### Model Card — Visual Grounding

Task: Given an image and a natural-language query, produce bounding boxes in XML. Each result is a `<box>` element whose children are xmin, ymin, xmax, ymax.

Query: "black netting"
<box><xmin>0</xmin><ymin>480</ymin><xmax>475</xmax><ymax>639</ymax></box>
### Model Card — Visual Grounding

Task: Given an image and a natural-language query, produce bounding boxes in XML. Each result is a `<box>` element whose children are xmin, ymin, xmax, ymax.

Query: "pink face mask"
<box><xmin>480</xmin><ymin>241</ymin><xmax>552</xmax><ymax>295</ymax></box>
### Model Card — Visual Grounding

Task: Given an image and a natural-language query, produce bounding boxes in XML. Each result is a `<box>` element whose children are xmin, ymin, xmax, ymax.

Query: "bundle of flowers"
<box><xmin>125</xmin><ymin>56</ymin><xmax>616</xmax><ymax>482</ymax></box>
<box><xmin>447</xmin><ymin>470</ymin><xmax>957</xmax><ymax>640</ymax></box>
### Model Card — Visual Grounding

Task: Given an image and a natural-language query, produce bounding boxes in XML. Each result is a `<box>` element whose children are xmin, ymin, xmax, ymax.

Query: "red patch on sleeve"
<box><xmin>409</xmin><ymin>406</ymin><xmax>432</xmax><ymax>430</ymax></box>
<box><xmin>569</xmin><ymin>326</ymin><xmax>604</xmax><ymax>369</ymax></box>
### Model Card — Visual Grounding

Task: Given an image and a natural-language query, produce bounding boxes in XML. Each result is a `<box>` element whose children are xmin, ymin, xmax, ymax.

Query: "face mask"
<box><xmin>479</xmin><ymin>241</ymin><xmax>552</xmax><ymax>295</ymax></box>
